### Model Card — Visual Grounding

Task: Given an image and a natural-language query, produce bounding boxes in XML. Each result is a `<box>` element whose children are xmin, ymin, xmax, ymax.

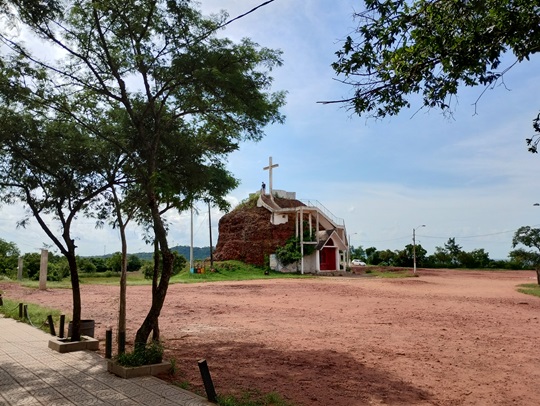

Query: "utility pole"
<box><xmin>208</xmin><ymin>201</ymin><xmax>213</xmax><ymax>269</ymax></box>
<box><xmin>190</xmin><ymin>205</ymin><xmax>194</xmax><ymax>273</ymax></box>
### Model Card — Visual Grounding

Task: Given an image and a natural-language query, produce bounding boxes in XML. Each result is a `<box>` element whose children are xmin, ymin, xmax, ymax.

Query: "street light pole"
<box><xmin>413</xmin><ymin>225</ymin><xmax>425</xmax><ymax>274</ymax></box>
<box><xmin>348</xmin><ymin>232</ymin><xmax>358</xmax><ymax>265</ymax></box>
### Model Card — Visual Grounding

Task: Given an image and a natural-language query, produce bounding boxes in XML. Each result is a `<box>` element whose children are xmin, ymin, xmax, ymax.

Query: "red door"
<box><xmin>320</xmin><ymin>246</ymin><xmax>336</xmax><ymax>271</ymax></box>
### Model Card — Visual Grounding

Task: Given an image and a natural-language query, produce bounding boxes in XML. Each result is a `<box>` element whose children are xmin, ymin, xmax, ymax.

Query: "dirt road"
<box><xmin>2</xmin><ymin>269</ymin><xmax>539</xmax><ymax>405</ymax></box>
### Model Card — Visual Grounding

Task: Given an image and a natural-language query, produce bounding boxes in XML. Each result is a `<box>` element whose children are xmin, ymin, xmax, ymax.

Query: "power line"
<box><xmin>220</xmin><ymin>1</ymin><xmax>276</xmax><ymax>29</ymax></box>
<box><xmin>359</xmin><ymin>224</ymin><xmax>540</xmax><ymax>245</ymax></box>
<box><xmin>420</xmin><ymin>225</ymin><xmax>540</xmax><ymax>240</ymax></box>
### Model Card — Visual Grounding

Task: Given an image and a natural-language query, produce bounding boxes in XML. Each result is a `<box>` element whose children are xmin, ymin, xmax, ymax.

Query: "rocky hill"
<box><xmin>213</xmin><ymin>195</ymin><xmax>303</xmax><ymax>266</ymax></box>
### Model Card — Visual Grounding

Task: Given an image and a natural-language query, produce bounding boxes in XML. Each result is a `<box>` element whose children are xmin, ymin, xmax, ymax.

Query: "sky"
<box><xmin>1</xmin><ymin>1</ymin><xmax>540</xmax><ymax>259</ymax></box>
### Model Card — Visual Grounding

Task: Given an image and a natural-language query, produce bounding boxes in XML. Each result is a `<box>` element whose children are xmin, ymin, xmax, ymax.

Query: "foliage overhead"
<box><xmin>328</xmin><ymin>0</ymin><xmax>540</xmax><ymax>118</ymax></box>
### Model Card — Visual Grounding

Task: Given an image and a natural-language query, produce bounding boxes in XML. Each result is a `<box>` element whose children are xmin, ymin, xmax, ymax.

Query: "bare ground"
<box><xmin>2</xmin><ymin>269</ymin><xmax>540</xmax><ymax>405</ymax></box>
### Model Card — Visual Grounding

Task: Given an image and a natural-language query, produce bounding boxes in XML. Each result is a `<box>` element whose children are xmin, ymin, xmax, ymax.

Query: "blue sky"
<box><xmin>2</xmin><ymin>1</ymin><xmax>540</xmax><ymax>259</ymax></box>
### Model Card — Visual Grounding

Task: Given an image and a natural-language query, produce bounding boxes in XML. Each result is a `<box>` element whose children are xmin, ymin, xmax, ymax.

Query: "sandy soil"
<box><xmin>2</xmin><ymin>269</ymin><xmax>540</xmax><ymax>405</ymax></box>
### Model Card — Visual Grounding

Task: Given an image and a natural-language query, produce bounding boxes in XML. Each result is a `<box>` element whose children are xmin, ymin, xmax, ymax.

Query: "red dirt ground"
<box><xmin>2</xmin><ymin>269</ymin><xmax>540</xmax><ymax>405</ymax></box>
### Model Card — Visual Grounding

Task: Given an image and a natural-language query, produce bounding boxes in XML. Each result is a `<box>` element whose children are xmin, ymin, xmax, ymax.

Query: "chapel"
<box><xmin>213</xmin><ymin>157</ymin><xmax>349</xmax><ymax>273</ymax></box>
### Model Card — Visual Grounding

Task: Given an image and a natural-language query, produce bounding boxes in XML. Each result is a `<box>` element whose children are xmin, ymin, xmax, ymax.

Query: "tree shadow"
<box><xmin>165</xmin><ymin>340</ymin><xmax>433</xmax><ymax>405</ymax></box>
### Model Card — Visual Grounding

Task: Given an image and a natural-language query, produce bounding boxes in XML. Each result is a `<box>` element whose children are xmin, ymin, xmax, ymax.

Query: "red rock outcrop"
<box><xmin>213</xmin><ymin>197</ymin><xmax>303</xmax><ymax>266</ymax></box>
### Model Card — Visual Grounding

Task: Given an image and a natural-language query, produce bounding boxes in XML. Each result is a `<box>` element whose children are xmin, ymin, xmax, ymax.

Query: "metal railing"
<box><xmin>299</xmin><ymin>199</ymin><xmax>345</xmax><ymax>226</ymax></box>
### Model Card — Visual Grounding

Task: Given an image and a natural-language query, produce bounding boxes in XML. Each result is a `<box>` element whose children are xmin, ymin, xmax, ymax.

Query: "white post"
<box><xmin>39</xmin><ymin>249</ymin><xmax>48</xmax><ymax>290</ymax></box>
<box><xmin>413</xmin><ymin>228</ymin><xmax>417</xmax><ymax>275</ymax></box>
<box><xmin>316</xmin><ymin>212</ymin><xmax>320</xmax><ymax>243</ymax></box>
<box><xmin>413</xmin><ymin>225</ymin><xmax>425</xmax><ymax>274</ymax></box>
<box><xmin>17</xmin><ymin>257</ymin><xmax>23</xmax><ymax>280</ymax></box>
<box><xmin>300</xmin><ymin>207</ymin><xmax>304</xmax><ymax>275</ymax></box>
<box><xmin>347</xmin><ymin>234</ymin><xmax>351</xmax><ymax>267</ymax></box>
<box><xmin>295</xmin><ymin>209</ymin><xmax>299</xmax><ymax>238</ymax></box>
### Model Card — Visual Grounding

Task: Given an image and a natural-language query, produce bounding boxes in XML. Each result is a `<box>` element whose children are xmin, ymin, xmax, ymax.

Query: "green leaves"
<box><xmin>330</xmin><ymin>0</ymin><xmax>540</xmax><ymax>118</ymax></box>
<box><xmin>513</xmin><ymin>226</ymin><xmax>540</xmax><ymax>252</ymax></box>
<box><xmin>511</xmin><ymin>226</ymin><xmax>540</xmax><ymax>269</ymax></box>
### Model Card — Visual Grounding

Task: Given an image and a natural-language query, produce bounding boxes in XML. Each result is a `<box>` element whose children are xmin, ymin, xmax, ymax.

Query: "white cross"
<box><xmin>263</xmin><ymin>156</ymin><xmax>279</xmax><ymax>195</ymax></box>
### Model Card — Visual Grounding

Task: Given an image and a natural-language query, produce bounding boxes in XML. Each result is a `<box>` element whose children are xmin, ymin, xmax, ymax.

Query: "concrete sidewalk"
<box><xmin>0</xmin><ymin>316</ymin><xmax>212</xmax><ymax>405</ymax></box>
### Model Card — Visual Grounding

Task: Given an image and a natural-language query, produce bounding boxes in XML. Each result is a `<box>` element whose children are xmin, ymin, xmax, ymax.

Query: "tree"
<box><xmin>77</xmin><ymin>257</ymin><xmax>97</xmax><ymax>274</ymax></box>
<box><xmin>395</xmin><ymin>244</ymin><xmax>427</xmax><ymax>268</ymax></box>
<box><xmin>426</xmin><ymin>248</ymin><xmax>452</xmax><ymax>268</ymax></box>
<box><xmin>107</xmin><ymin>253</ymin><xmax>123</xmax><ymax>274</ymax></box>
<box><xmin>364</xmin><ymin>246</ymin><xmax>379</xmax><ymax>265</ymax></box>
<box><xmin>512</xmin><ymin>226</ymin><xmax>540</xmax><ymax>283</ymax></box>
<box><xmin>0</xmin><ymin>238</ymin><xmax>19</xmax><ymax>276</ymax></box>
<box><xmin>508</xmin><ymin>248</ymin><xmax>537</xmax><ymax>270</ymax></box>
<box><xmin>350</xmin><ymin>245</ymin><xmax>367</xmax><ymax>262</ymax></box>
<box><xmin>444</xmin><ymin>238</ymin><xmax>464</xmax><ymax>267</ymax></box>
<box><xmin>0</xmin><ymin>109</ymin><xmax>115</xmax><ymax>341</ymax></box>
<box><xmin>127</xmin><ymin>255</ymin><xmax>142</xmax><ymax>273</ymax></box>
<box><xmin>426</xmin><ymin>238</ymin><xmax>463</xmax><ymax>268</ymax></box>
<box><xmin>22</xmin><ymin>253</ymin><xmax>41</xmax><ymax>280</ymax></box>
<box><xmin>512</xmin><ymin>226</ymin><xmax>540</xmax><ymax>251</ymax></box>
<box><xmin>1</xmin><ymin>1</ymin><xmax>284</xmax><ymax>348</ymax></box>
<box><xmin>459</xmin><ymin>248</ymin><xmax>492</xmax><ymax>269</ymax></box>
<box><xmin>327</xmin><ymin>1</ymin><xmax>539</xmax><ymax>120</ymax></box>
<box><xmin>89</xmin><ymin>257</ymin><xmax>108</xmax><ymax>273</ymax></box>
<box><xmin>377</xmin><ymin>249</ymin><xmax>397</xmax><ymax>266</ymax></box>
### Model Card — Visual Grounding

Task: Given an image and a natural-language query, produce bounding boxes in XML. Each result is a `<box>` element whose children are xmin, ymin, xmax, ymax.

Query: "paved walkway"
<box><xmin>0</xmin><ymin>317</ymin><xmax>213</xmax><ymax>406</ymax></box>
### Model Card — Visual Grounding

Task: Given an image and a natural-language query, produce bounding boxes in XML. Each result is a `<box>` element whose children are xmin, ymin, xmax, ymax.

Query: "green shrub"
<box><xmin>0</xmin><ymin>268</ymin><xmax>16</xmax><ymax>279</ymax></box>
<box><xmin>115</xmin><ymin>340</ymin><xmax>164</xmax><ymax>367</ymax></box>
<box><xmin>275</xmin><ymin>237</ymin><xmax>303</xmax><ymax>266</ymax></box>
<box><xmin>234</xmin><ymin>194</ymin><xmax>259</xmax><ymax>210</ymax></box>
<box><xmin>214</xmin><ymin>262</ymin><xmax>235</xmax><ymax>272</ymax></box>
<box><xmin>275</xmin><ymin>224</ymin><xmax>316</xmax><ymax>266</ymax></box>
<box><xmin>81</xmin><ymin>271</ymin><xmax>118</xmax><ymax>278</ymax></box>
<box><xmin>47</xmin><ymin>268</ymin><xmax>63</xmax><ymax>282</ymax></box>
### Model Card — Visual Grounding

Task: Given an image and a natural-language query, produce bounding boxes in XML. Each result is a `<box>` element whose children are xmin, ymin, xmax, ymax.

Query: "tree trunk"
<box><xmin>152</xmin><ymin>320</ymin><xmax>160</xmax><ymax>341</ymax></box>
<box><xmin>536</xmin><ymin>269</ymin><xmax>540</xmax><ymax>285</ymax></box>
<box><xmin>118</xmin><ymin>227</ymin><xmax>128</xmax><ymax>354</ymax></box>
<box><xmin>111</xmin><ymin>186</ymin><xmax>128</xmax><ymax>354</ymax></box>
<box><xmin>152</xmin><ymin>240</ymin><xmax>160</xmax><ymax>341</ymax></box>
<box><xmin>134</xmin><ymin>193</ymin><xmax>174</xmax><ymax>349</ymax></box>
<box><xmin>67</xmin><ymin>252</ymin><xmax>81</xmax><ymax>341</ymax></box>
<box><xmin>134</xmin><ymin>253</ymin><xmax>172</xmax><ymax>348</ymax></box>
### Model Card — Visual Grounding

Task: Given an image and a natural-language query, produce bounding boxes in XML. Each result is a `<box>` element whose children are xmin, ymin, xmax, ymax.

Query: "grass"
<box><xmin>517</xmin><ymin>283</ymin><xmax>540</xmax><ymax>298</ymax></box>
<box><xmin>363</xmin><ymin>267</ymin><xmax>417</xmax><ymax>278</ymax></box>
<box><xmin>18</xmin><ymin>271</ymin><xmax>149</xmax><ymax>289</ymax></box>
<box><xmin>0</xmin><ymin>296</ymin><xmax>67</xmax><ymax>334</ymax></box>
<box><xmin>171</xmin><ymin>261</ymin><xmax>311</xmax><ymax>284</ymax></box>
<box><xmin>171</xmin><ymin>382</ymin><xmax>293</xmax><ymax>406</ymax></box>
<box><xmin>11</xmin><ymin>261</ymin><xmax>310</xmax><ymax>288</ymax></box>
<box><xmin>217</xmin><ymin>391</ymin><xmax>294</xmax><ymax>406</ymax></box>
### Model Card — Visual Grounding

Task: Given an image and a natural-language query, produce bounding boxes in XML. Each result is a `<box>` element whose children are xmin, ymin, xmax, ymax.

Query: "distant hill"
<box><xmin>134</xmin><ymin>245</ymin><xmax>211</xmax><ymax>261</ymax></box>
<box><xmin>93</xmin><ymin>245</ymin><xmax>211</xmax><ymax>261</ymax></box>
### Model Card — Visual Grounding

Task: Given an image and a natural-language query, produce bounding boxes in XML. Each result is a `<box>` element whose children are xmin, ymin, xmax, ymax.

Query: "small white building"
<box><xmin>258</xmin><ymin>190</ymin><xmax>348</xmax><ymax>274</ymax></box>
